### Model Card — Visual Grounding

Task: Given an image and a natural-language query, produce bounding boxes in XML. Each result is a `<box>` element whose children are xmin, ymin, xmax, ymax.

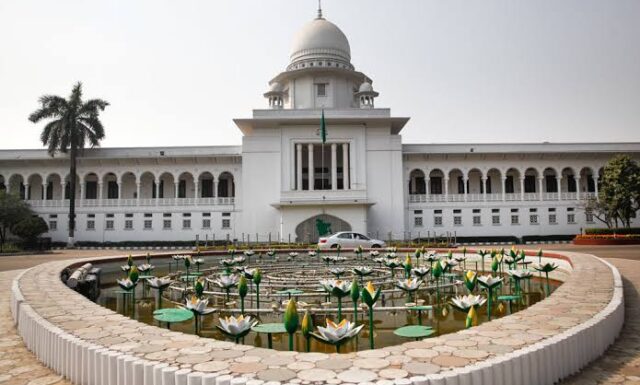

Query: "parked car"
<box><xmin>318</xmin><ymin>232</ymin><xmax>386</xmax><ymax>250</ymax></box>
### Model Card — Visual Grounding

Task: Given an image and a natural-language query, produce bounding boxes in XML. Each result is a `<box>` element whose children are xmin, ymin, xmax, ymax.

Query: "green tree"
<box><xmin>597</xmin><ymin>155</ymin><xmax>640</xmax><ymax>228</ymax></box>
<box><xmin>29</xmin><ymin>82</ymin><xmax>109</xmax><ymax>246</ymax></box>
<box><xmin>12</xmin><ymin>216</ymin><xmax>48</xmax><ymax>247</ymax></box>
<box><xmin>0</xmin><ymin>191</ymin><xmax>32</xmax><ymax>252</ymax></box>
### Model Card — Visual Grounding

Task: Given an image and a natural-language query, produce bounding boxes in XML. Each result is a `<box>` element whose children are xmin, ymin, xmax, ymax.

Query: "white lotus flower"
<box><xmin>320</xmin><ymin>279</ymin><xmax>351</xmax><ymax>296</ymax></box>
<box><xmin>218</xmin><ymin>315</ymin><xmax>258</xmax><ymax>336</ymax></box>
<box><xmin>289</xmin><ymin>252</ymin><xmax>299</xmax><ymax>258</ymax></box>
<box><xmin>313</xmin><ymin>319</ymin><xmax>364</xmax><ymax>343</ymax></box>
<box><xmin>385</xmin><ymin>252</ymin><xmax>397</xmax><ymax>259</ymax></box>
<box><xmin>208</xmin><ymin>274</ymin><xmax>239</xmax><ymax>290</ymax></box>
<box><xmin>308</xmin><ymin>251</ymin><xmax>317</xmax><ymax>257</ymax></box>
<box><xmin>146</xmin><ymin>276</ymin><xmax>173</xmax><ymax>290</ymax></box>
<box><xmin>454</xmin><ymin>256</ymin><xmax>467</xmax><ymax>263</ymax></box>
<box><xmin>120</xmin><ymin>265</ymin><xmax>131</xmax><ymax>272</ymax></box>
<box><xmin>137</xmin><ymin>263</ymin><xmax>154</xmax><ymax>273</ymax></box>
<box><xmin>233</xmin><ymin>256</ymin><xmax>246</xmax><ymax>264</ymax></box>
<box><xmin>353</xmin><ymin>266</ymin><xmax>373</xmax><ymax>276</ymax></box>
<box><xmin>370</xmin><ymin>250</ymin><xmax>380</xmax><ymax>257</ymax></box>
<box><xmin>395</xmin><ymin>278</ymin><xmax>422</xmax><ymax>292</ymax></box>
<box><xmin>412</xmin><ymin>266</ymin><xmax>431</xmax><ymax>278</ymax></box>
<box><xmin>373</xmin><ymin>257</ymin><xmax>385</xmax><ymax>265</ymax></box>
<box><xmin>508</xmin><ymin>269</ymin><xmax>534</xmax><ymax>279</ymax></box>
<box><xmin>267</xmin><ymin>250</ymin><xmax>276</xmax><ymax>257</ymax></box>
<box><xmin>244</xmin><ymin>250</ymin><xmax>255</xmax><ymax>256</ymax></box>
<box><xmin>243</xmin><ymin>268</ymin><xmax>257</xmax><ymax>279</ymax></box>
<box><xmin>117</xmin><ymin>278</ymin><xmax>135</xmax><ymax>291</ymax></box>
<box><xmin>193</xmin><ymin>258</ymin><xmax>204</xmax><ymax>265</ymax></box>
<box><xmin>184</xmin><ymin>296</ymin><xmax>215</xmax><ymax>315</ymax></box>
<box><xmin>450</xmin><ymin>294</ymin><xmax>487</xmax><ymax>311</ymax></box>
<box><xmin>220</xmin><ymin>259</ymin><xmax>235</xmax><ymax>267</ymax></box>
<box><xmin>386</xmin><ymin>247</ymin><xmax>397</xmax><ymax>253</ymax></box>
<box><xmin>477</xmin><ymin>275</ymin><xmax>504</xmax><ymax>289</ymax></box>
<box><xmin>172</xmin><ymin>255</ymin><xmax>185</xmax><ymax>261</ymax></box>
<box><xmin>329</xmin><ymin>268</ymin><xmax>346</xmax><ymax>276</ymax></box>
<box><xmin>423</xmin><ymin>252</ymin><xmax>439</xmax><ymax>262</ymax></box>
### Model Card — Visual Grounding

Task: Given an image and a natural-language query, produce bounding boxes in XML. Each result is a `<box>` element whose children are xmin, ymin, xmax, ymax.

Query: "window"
<box><xmin>85</xmin><ymin>181</ymin><xmax>98</xmax><ymax>199</ymax></box>
<box><xmin>144</xmin><ymin>213</ymin><xmax>153</xmax><ymax>218</ymax></box>
<box><xmin>545</xmin><ymin>175</ymin><xmax>558</xmax><ymax>193</ymax></box>
<box><xmin>492</xmin><ymin>209</ymin><xmax>500</xmax><ymax>214</ymax></box>
<box><xmin>472</xmin><ymin>209</ymin><xmax>481</xmax><ymax>214</ymax></box>
<box><xmin>414</xmin><ymin>217</ymin><xmax>423</xmax><ymax>227</ymax></box>
<box><xmin>454</xmin><ymin>216</ymin><xmax>462</xmax><ymax>226</ymax></box>
<box><xmin>586</xmin><ymin>213</ymin><xmax>594</xmax><ymax>223</ymax></box>
<box><xmin>124</xmin><ymin>220</ymin><xmax>133</xmax><ymax>230</ymax></box>
<box><xmin>510</xmin><ymin>208</ymin><xmax>519</xmax><ymax>213</ymax></box>
<box><xmin>457</xmin><ymin>177</ymin><xmax>465</xmax><ymax>194</ymax></box>
<box><xmin>316</xmin><ymin>83</ymin><xmax>327</xmax><ymax>97</ymax></box>
<box><xmin>529</xmin><ymin>208</ymin><xmax>537</xmax><ymax>213</ymax></box>
<box><xmin>178</xmin><ymin>180</ymin><xmax>186</xmax><ymax>198</ymax></box>
<box><xmin>183</xmin><ymin>219</ymin><xmax>191</xmax><ymax>229</ymax></box>
<box><xmin>106</xmin><ymin>213</ymin><xmax>114</xmax><ymax>218</ymax></box>
<box><xmin>337</xmin><ymin>233</ymin><xmax>352</xmax><ymax>239</ymax></box>
<box><xmin>492</xmin><ymin>215</ymin><xmax>500</xmax><ymax>225</ymax></box>
<box><xmin>453</xmin><ymin>209</ymin><xmax>461</xmax><ymax>214</ymax></box>
<box><xmin>183</xmin><ymin>213</ymin><xmax>191</xmax><ymax>217</ymax></box>
<box><xmin>434</xmin><ymin>210</ymin><xmax>442</xmax><ymax>214</ymax></box>
<box><xmin>549</xmin><ymin>214</ymin><xmax>557</xmax><ymax>224</ymax></box>
<box><xmin>144</xmin><ymin>220</ymin><xmax>153</xmax><ymax>230</ymax></box>
<box><xmin>163</xmin><ymin>220</ymin><xmax>172</xmax><ymax>230</ymax></box>
<box><xmin>106</xmin><ymin>220</ymin><xmax>114</xmax><ymax>230</ymax></box>
<box><xmin>414</xmin><ymin>210</ymin><xmax>423</xmax><ymax>214</ymax></box>
<box><xmin>505</xmin><ymin>176</ymin><xmax>514</xmax><ymax>193</ymax></box>
<box><xmin>203</xmin><ymin>212</ymin><xmax>211</xmax><ymax>217</ymax></box>
<box><xmin>163</xmin><ymin>213</ymin><xmax>172</xmax><ymax>218</ymax></box>
<box><xmin>125</xmin><ymin>213</ymin><xmax>133</xmax><ymax>218</ymax></box>
<box><xmin>524</xmin><ymin>175</ymin><xmax>536</xmax><ymax>193</ymax></box>
<box><xmin>49</xmin><ymin>221</ymin><xmax>57</xmax><ymax>230</ymax></box>
<box><xmin>434</xmin><ymin>216</ymin><xmax>443</xmax><ymax>226</ymax></box>
<box><xmin>107</xmin><ymin>181</ymin><xmax>118</xmax><ymax>199</ymax></box>
<box><xmin>530</xmin><ymin>215</ymin><xmax>538</xmax><ymax>225</ymax></box>
<box><xmin>511</xmin><ymin>215</ymin><xmax>519</xmax><ymax>225</ymax></box>
<box><xmin>87</xmin><ymin>220</ymin><xmax>95</xmax><ymax>230</ymax></box>
<box><xmin>222</xmin><ymin>212</ymin><xmax>231</xmax><ymax>217</ymax></box>
<box><xmin>473</xmin><ymin>216</ymin><xmax>481</xmax><ymax>226</ymax></box>
<box><xmin>49</xmin><ymin>214</ymin><xmax>57</xmax><ymax>218</ymax></box>
<box><xmin>567</xmin><ymin>214</ymin><xmax>576</xmax><ymax>224</ymax></box>
<box><xmin>203</xmin><ymin>219</ymin><xmax>211</xmax><ymax>229</ymax></box>
<box><xmin>430</xmin><ymin>177</ymin><xmax>442</xmax><ymax>194</ymax></box>
<box><xmin>222</xmin><ymin>219</ymin><xmax>231</xmax><ymax>229</ymax></box>
<box><xmin>548</xmin><ymin>208</ymin><xmax>556</xmax><ymax>212</ymax></box>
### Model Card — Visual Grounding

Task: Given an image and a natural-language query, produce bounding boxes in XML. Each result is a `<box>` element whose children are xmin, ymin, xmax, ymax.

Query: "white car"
<box><xmin>318</xmin><ymin>232</ymin><xmax>386</xmax><ymax>250</ymax></box>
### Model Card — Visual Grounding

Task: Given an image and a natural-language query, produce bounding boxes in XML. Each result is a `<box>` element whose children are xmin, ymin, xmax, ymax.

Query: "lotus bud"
<box><xmin>447</xmin><ymin>250</ymin><xmax>453</xmax><ymax>260</ymax></box>
<box><xmin>129</xmin><ymin>265</ymin><xmax>139</xmax><ymax>284</ymax></box>
<box><xmin>510</xmin><ymin>246</ymin><xmax>517</xmax><ymax>258</ymax></box>
<box><xmin>464</xmin><ymin>271</ymin><xmax>477</xmax><ymax>292</ymax></box>
<box><xmin>490</xmin><ymin>249</ymin><xmax>497</xmax><ymax>259</ymax></box>
<box><xmin>195</xmin><ymin>278</ymin><xmax>204</xmax><ymax>298</ymax></box>
<box><xmin>301</xmin><ymin>310</ymin><xmax>313</xmax><ymax>338</ymax></box>
<box><xmin>184</xmin><ymin>256</ymin><xmax>191</xmax><ymax>269</ymax></box>
<box><xmin>520</xmin><ymin>249</ymin><xmax>526</xmax><ymax>261</ymax></box>
<box><xmin>498</xmin><ymin>302</ymin><xmax>505</xmax><ymax>314</ymax></box>
<box><xmin>253</xmin><ymin>268</ymin><xmax>262</xmax><ymax>285</ymax></box>
<box><xmin>238</xmin><ymin>275</ymin><xmax>248</xmax><ymax>299</ymax></box>
<box><xmin>441</xmin><ymin>306</ymin><xmax>448</xmax><ymax>317</ymax></box>
<box><xmin>361</xmin><ymin>281</ymin><xmax>381</xmax><ymax>307</ymax></box>
<box><xmin>350</xmin><ymin>278</ymin><xmax>360</xmax><ymax>303</ymax></box>
<box><xmin>414</xmin><ymin>248</ymin><xmax>421</xmax><ymax>258</ymax></box>
<box><xmin>466</xmin><ymin>306</ymin><xmax>478</xmax><ymax>328</ymax></box>
<box><xmin>283</xmin><ymin>298</ymin><xmax>299</xmax><ymax>334</ymax></box>
<box><xmin>146</xmin><ymin>253</ymin><xmax>151</xmax><ymax>264</ymax></box>
<box><xmin>491</xmin><ymin>256</ymin><xmax>499</xmax><ymax>273</ymax></box>
<box><xmin>537</xmin><ymin>248</ymin><xmax>543</xmax><ymax>258</ymax></box>
<box><xmin>127</xmin><ymin>254</ymin><xmax>133</xmax><ymax>267</ymax></box>
<box><xmin>432</xmin><ymin>260</ymin><xmax>443</xmax><ymax>278</ymax></box>
<box><xmin>462</xmin><ymin>246</ymin><xmax>467</xmax><ymax>257</ymax></box>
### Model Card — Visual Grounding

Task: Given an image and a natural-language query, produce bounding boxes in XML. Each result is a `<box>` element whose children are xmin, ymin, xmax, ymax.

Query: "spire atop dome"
<box><xmin>317</xmin><ymin>0</ymin><xmax>323</xmax><ymax>19</ymax></box>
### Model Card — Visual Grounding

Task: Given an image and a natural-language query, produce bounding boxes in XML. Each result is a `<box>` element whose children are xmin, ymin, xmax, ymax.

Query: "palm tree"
<box><xmin>29</xmin><ymin>82</ymin><xmax>109</xmax><ymax>247</ymax></box>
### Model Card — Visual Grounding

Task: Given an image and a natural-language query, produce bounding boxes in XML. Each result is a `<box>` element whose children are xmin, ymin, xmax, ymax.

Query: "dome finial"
<box><xmin>317</xmin><ymin>0</ymin><xmax>323</xmax><ymax>19</ymax></box>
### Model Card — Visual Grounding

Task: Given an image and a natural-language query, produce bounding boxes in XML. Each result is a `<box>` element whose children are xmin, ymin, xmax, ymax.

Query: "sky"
<box><xmin>0</xmin><ymin>0</ymin><xmax>639</xmax><ymax>150</ymax></box>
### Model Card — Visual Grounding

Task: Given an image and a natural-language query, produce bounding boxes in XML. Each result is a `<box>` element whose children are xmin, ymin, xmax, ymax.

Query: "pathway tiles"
<box><xmin>561</xmin><ymin>258</ymin><xmax>640</xmax><ymax>385</ymax></box>
<box><xmin>14</xmin><ymin>252</ymin><xmax>615</xmax><ymax>383</ymax></box>
<box><xmin>0</xmin><ymin>270</ymin><xmax>71</xmax><ymax>385</ymax></box>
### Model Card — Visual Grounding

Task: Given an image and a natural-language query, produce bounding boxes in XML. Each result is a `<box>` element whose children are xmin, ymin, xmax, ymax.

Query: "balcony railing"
<box><xmin>26</xmin><ymin>197</ymin><xmax>235</xmax><ymax>208</ymax></box>
<box><xmin>408</xmin><ymin>191</ymin><xmax>597</xmax><ymax>203</ymax></box>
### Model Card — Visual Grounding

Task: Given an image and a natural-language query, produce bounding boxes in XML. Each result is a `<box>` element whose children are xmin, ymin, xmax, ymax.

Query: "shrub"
<box><xmin>584</xmin><ymin>227</ymin><xmax>640</xmax><ymax>235</ymax></box>
<box><xmin>11</xmin><ymin>216</ymin><xmax>48</xmax><ymax>247</ymax></box>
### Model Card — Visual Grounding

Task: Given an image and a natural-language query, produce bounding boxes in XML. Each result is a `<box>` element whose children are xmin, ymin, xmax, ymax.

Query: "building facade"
<box><xmin>1</xmin><ymin>10</ymin><xmax>639</xmax><ymax>244</ymax></box>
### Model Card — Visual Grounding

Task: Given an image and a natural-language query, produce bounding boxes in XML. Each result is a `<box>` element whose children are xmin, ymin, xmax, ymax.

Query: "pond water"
<box><xmin>94</xmin><ymin>252</ymin><xmax>561</xmax><ymax>353</ymax></box>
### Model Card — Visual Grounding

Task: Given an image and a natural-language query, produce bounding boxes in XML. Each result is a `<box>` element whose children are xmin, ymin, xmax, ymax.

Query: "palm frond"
<box><xmin>28</xmin><ymin>95</ymin><xmax>67</xmax><ymax>122</ymax></box>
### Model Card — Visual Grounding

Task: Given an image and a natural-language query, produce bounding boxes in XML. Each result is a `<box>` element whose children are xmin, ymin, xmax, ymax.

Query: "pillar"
<box><xmin>538</xmin><ymin>177</ymin><xmax>544</xmax><ymax>201</ymax></box>
<box><xmin>296</xmin><ymin>143</ymin><xmax>303</xmax><ymax>191</ymax></box>
<box><xmin>576</xmin><ymin>177</ymin><xmax>581</xmax><ymax>200</ymax></box>
<box><xmin>98</xmin><ymin>182</ymin><xmax>103</xmax><ymax>201</ymax></box>
<box><xmin>331</xmin><ymin>143</ymin><xmax>337</xmax><ymax>191</ymax></box>
<box><xmin>482</xmin><ymin>177</ymin><xmax>487</xmax><ymax>202</ymax></box>
<box><xmin>342</xmin><ymin>143</ymin><xmax>349</xmax><ymax>190</ymax></box>
<box><xmin>78</xmin><ymin>182</ymin><xmax>83</xmax><ymax>206</ymax></box>
<box><xmin>41</xmin><ymin>183</ymin><xmax>45</xmax><ymax>200</ymax></box>
<box><xmin>308</xmin><ymin>144</ymin><xmax>314</xmax><ymax>191</ymax></box>
<box><xmin>463</xmin><ymin>177</ymin><xmax>468</xmax><ymax>202</ymax></box>
<box><xmin>155</xmin><ymin>180</ymin><xmax>160</xmax><ymax>203</ymax></box>
<box><xmin>24</xmin><ymin>183</ymin><xmax>30</xmax><ymax>200</ymax></box>
<box><xmin>556</xmin><ymin>177</ymin><xmax>561</xmax><ymax>201</ymax></box>
<box><xmin>194</xmin><ymin>180</ymin><xmax>199</xmax><ymax>199</ymax></box>
<box><xmin>117</xmin><ymin>182</ymin><xmax>123</xmax><ymax>200</ymax></box>
<box><xmin>444</xmin><ymin>178</ymin><xmax>449</xmax><ymax>202</ymax></box>
<box><xmin>213</xmin><ymin>177</ymin><xmax>217</xmax><ymax>198</ymax></box>
<box><xmin>61</xmin><ymin>182</ymin><xmax>66</xmax><ymax>200</ymax></box>
<box><xmin>520</xmin><ymin>177</ymin><xmax>525</xmax><ymax>201</ymax></box>
<box><xmin>136</xmin><ymin>182</ymin><xmax>141</xmax><ymax>203</ymax></box>
<box><xmin>595</xmin><ymin>177</ymin><xmax>599</xmax><ymax>201</ymax></box>
<box><xmin>174</xmin><ymin>182</ymin><xmax>180</xmax><ymax>198</ymax></box>
<box><xmin>426</xmin><ymin>177</ymin><xmax>431</xmax><ymax>201</ymax></box>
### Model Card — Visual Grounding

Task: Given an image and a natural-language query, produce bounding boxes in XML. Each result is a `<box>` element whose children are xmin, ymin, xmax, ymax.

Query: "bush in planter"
<box><xmin>11</xmin><ymin>216</ymin><xmax>48</xmax><ymax>249</ymax></box>
<box><xmin>585</xmin><ymin>227</ymin><xmax>640</xmax><ymax>236</ymax></box>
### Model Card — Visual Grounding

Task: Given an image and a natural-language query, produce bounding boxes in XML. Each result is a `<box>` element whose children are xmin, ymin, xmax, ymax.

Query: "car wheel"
<box><xmin>371</xmin><ymin>244</ymin><xmax>381</xmax><ymax>248</ymax></box>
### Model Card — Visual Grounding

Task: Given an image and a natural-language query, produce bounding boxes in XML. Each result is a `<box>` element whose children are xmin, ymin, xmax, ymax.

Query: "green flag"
<box><xmin>320</xmin><ymin>109</ymin><xmax>327</xmax><ymax>143</ymax></box>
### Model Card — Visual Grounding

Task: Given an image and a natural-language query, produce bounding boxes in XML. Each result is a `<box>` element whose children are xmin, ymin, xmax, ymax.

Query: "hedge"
<box><xmin>585</xmin><ymin>227</ymin><xmax>640</xmax><ymax>235</ymax></box>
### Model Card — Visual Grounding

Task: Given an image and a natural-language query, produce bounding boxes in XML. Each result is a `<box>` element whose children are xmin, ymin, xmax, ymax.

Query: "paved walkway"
<box><xmin>561</xmin><ymin>258</ymin><xmax>640</xmax><ymax>385</ymax></box>
<box><xmin>0</xmin><ymin>270</ymin><xmax>71</xmax><ymax>385</ymax></box>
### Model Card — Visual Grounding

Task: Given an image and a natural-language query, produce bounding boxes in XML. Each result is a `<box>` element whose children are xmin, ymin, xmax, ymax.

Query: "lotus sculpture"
<box><xmin>507</xmin><ymin>269</ymin><xmax>533</xmax><ymax>296</ymax></box>
<box><xmin>320</xmin><ymin>279</ymin><xmax>351</xmax><ymax>320</ymax></box>
<box><xmin>193</xmin><ymin>258</ymin><xmax>204</xmax><ymax>272</ymax></box>
<box><xmin>329</xmin><ymin>268</ymin><xmax>347</xmax><ymax>279</ymax></box>
<box><xmin>361</xmin><ymin>282</ymin><xmax>382</xmax><ymax>349</ymax></box>
<box><xmin>217</xmin><ymin>315</ymin><xmax>258</xmax><ymax>343</ymax></box>
<box><xmin>450</xmin><ymin>294</ymin><xmax>487</xmax><ymax>313</ymax></box>
<box><xmin>395</xmin><ymin>278</ymin><xmax>422</xmax><ymax>302</ymax></box>
<box><xmin>385</xmin><ymin>259</ymin><xmax>402</xmax><ymax>278</ymax></box>
<box><xmin>137</xmin><ymin>263</ymin><xmax>154</xmax><ymax>273</ymax></box>
<box><xmin>478</xmin><ymin>275</ymin><xmax>503</xmax><ymax>319</ymax></box>
<box><xmin>184</xmin><ymin>296</ymin><xmax>216</xmax><ymax>333</ymax></box>
<box><xmin>208</xmin><ymin>274</ymin><xmax>239</xmax><ymax>302</ymax></box>
<box><xmin>117</xmin><ymin>278</ymin><xmax>135</xmax><ymax>291</ymax></box>
<box><xmin>463</xmin><ymin>270</ymin><xmax>477</xmax><ymax>292</ymax></box>
<box><xmin>147</xmin><ymin>276</ymin><xmax>172</xmax><ymax>307</ymax></box>
<box><xmin>412</xmin><ymin>266</ymin><xmax>431</xmax><ymax>280</ymax></box>
<box><xmin>311</xmin><ymin>319</ymin><xmax>364</xmax><ymax>353</ymax></box>
<box><xmin>352</xmin><ymin>266</ymin><xmax>373</xmax><ymax>282</ymax></box>
<box><xmin>534</xmin><ymin>262</ymin><xmax>559</xmax><ymax>296</ymax></box>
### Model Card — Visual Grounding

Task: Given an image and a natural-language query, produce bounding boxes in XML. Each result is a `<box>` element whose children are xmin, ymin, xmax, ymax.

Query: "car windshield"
<box><xmin>354</xmin><ymin>233</ymin><xmax>369</xmax><ymax>240</ymax></box>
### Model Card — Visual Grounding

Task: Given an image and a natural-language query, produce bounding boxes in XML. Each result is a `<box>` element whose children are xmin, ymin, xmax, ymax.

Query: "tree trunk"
<box><xmin>67</xmin><ymin>143</ymin><xmax>77</xmax><ymax>247</ymax></box>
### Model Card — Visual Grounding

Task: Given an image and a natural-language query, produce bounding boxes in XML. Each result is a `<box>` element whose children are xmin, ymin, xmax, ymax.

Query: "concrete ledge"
<box><xmin>11</xmin><ymin>250</ymin><xmax>623</xmax><ymax>385</ymax></box>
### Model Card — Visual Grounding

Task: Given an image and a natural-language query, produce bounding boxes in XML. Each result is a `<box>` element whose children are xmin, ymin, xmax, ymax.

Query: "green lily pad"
<box><xmin>153</xmin><ymin>308</ymin><xmax>193</xmax><ymax>323</ymax></box>
<box><xmin>497</xmin><ymin>295</ymin><xmax>521</xmax><ymax>301</ymax></box>
<box><xmin>252</xmin><ymin>323</ymin><xmax>287</xmax><ymax>334</ymax></box>
<box><xmin>394</xmin><ymin>325</ymin><xmax>435</xmax><ymax>339</ymax></box>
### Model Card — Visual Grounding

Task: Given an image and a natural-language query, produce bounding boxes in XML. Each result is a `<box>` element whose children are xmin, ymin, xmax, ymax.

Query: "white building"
<box><xmin>1</xmin><ymin>9</ymin><xmax>639</xmax><ymax>245</ymax></box>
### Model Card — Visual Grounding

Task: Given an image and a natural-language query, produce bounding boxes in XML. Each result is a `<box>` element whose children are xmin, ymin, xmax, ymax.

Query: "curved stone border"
<box><xmin>10</xmin><ymin>250</ymin><xmax>623</xmax><ymax>385</ymax></box>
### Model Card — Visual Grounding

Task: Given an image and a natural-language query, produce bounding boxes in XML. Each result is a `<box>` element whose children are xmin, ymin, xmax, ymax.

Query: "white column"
<box><xmin>595</xmin><ymin>177</ymin><xmax>599</xmax><ymax>201</ymax></box>
<box><xmin>97</xmin><ymin>182</ymin><xmax>103</xmax><ymax>201</ymax></box>
<box><xmin>426</xmin><ymin>177</ymin><xmax>430</xmax><ymax>201</ymax></box>
<box><xmin>444</xmin><ymin>178</ymin><xmax>449</xmax><ymax>202</ymax></box>
<box><xmin>194</xmin><ymin>180</ymin><xmax>199</xmax><ymax>199</ymax></box>
<box><xmin>308</xmin><ymin>144</ymin><xmax>314</xmax><ymax>191</ymax></box>
<box><xmin>501</xmin><ymin>177</ymin><xmax>506</xmax><ymax>202</ymax></box>
<box><xmin>342</xmin><ymin>143</ymin><xmax>349</xmax><ymax>190</ymax></box>
<box><xmin>296</xmin><ymin>144</ymin><xmax>303</xmax><ymax>191</ymax></box>
<box><xmin>155</xmin><ymin>180</ymin><xmax>160</xmax><ymax>204</ymax></box>
<box><xmin>538</xmin><ymin>177</ymin><xmax>544</xmax><ymax>201</ymax></box>
<box><xmin>174</xmin><ymin>182</ymin><xmax>180</xmax><ymax>198</ymax></box>
<box><xmin>24</xmin><ymin>184</ymin><xmax>30</xmax><ymax>200</ymax></box>
<box><xmin>331</xmin><ymin>143</ymin><xmax>337</xmax><ymax>191</ymax></box>
<box><xmin>213</xmin><ymin>177</ymin><xmax>217</xmax><ymax>198</ymax></box>
<box><xmin>136</xmin><ymin>182</ymin><xmax>141</xmax><ymax>203</ymax></box>
<box><xmin>117</xmin><ymin>181</ymin><xmax>123</xmax><ymax>200</ymax></box>
<box><xmin>576</xmin><ymin>177</ymin><xmax>581</xmax><ymax>200</ymax></box>
<box><xmin>463</xmin><ymin>177</ymin><xmax>468</xmax><ymax>202</ymax></box>
<box><xmin>78</xmin><ymin>182</ymin><xmax>84</xmax><ymax>207</ymax></box>
<box><xmin>409</xmin><ymin>177</ymin><xmax>415</xmax><ymax>195</ymax></box>
<box><xmin>520</xmin><ymin>177</ymin><xmax>525</xmax><ymax>201</ymax></box>
<box><xmin>556</xmin><ymin>177</ymin><xmax>561</xmax><ymax>201</ymax></box>
<box><xmin>41</xmin><ymin>183</ymin><xmax>45</xmax><ymax>200</ymax></box>
<box><xmin>61</xmin><ymin>182</ymin><xmax>66</xmax><ymax>200</ymax></box>
<box><xmin>482</xmin><ymin>177</ymin><xmax>487</xmax><ymax>202</ymax></box>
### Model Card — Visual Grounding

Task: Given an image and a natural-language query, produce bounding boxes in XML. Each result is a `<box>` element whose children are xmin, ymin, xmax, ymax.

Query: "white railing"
<box><xmin>486</xmin><ymin>193</ymin><xmax>502</xmax><ymax>201</ymax></box>
<box><xmin>523</xmin><ymin>193</ymin><xmax>538</xmax><ymax>201</ymax></box>
<box><xmin>449</xmin><ymin>194</ymin><xmax>465</xmax><ymax>202</ymax></box>
<box><xmin>466</xmin><ymin>193</ymin><xmax>483</xmax><ymax>202</ymax></box>
<box><xmin>582</xmin><ymin>192</ymin><xmax>597</xmax><ymax>200</ymax></box>
<box><xmin>543</xmin><ymin>192</ymin><xmax>559</xmax><ymax>201</ymax></box>
<box><xmin>406</xmin><ymin>190</ymin><xmax>597</xmax><ymax>204</ymax></box>
<box><xmin>430</xmin><ymin>194</ymin><xmax>447</xmax><ymax>202</ymax></box>
<box><xmin>409</xmin><ymin>194</ymin><xmax>427</xmax><ymax>203</ymax></box>
<box><xmin>26</xmin><ymin>197</ymin><xmax>236</xmax><ymax>208</ymax></box>
<box><xmin>561</xmin><ymin>192</ymin><xmax>577</xmax><ymax>200</ymax></box>
<box><xmin>505</xmin><ymin>193</ymin><xmax>519</xmax><ymax>201</ymax></box>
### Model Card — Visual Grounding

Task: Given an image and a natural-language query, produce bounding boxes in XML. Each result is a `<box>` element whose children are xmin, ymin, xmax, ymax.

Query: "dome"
<box><xmin>289</xmin><ymin>17</ymin><xmax>351</xmax><ymax>68</ymax></box>
<box><xmin>268</xmin><ymin>82</ymin><xmax>283</xmax><ymax>93</ymax></box>
<box><xmin>359</xmin><ymin>81</ymin><xmax>373</xmax><ymax>93</ymax></box>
